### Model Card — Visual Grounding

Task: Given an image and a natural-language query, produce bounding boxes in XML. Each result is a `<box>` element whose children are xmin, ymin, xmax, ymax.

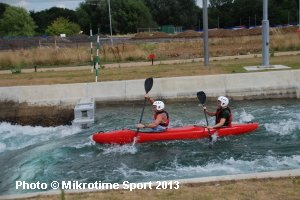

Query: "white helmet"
<box><xmin>218</xmin><ymin>96</ymin><xmax>229</xmax><ymax>107</ymax></box>
<box><xmin>153</xmin><ymin>101</ymin><xmax>165</xmax><ymax>111</ymax></box>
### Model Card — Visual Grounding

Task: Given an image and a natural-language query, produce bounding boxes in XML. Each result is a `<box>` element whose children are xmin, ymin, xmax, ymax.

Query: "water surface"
<box><xmin>0</xmin><ymin>99</ymin><xmax>299</xmax><ymax>195</ymax></box>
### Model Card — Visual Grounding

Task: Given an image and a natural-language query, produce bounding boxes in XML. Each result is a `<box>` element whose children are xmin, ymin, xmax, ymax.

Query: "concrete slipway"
<box><xmin>0</xmin><ymin>69</ymin><xmax>299</xmax><ymax>105</ymax></box>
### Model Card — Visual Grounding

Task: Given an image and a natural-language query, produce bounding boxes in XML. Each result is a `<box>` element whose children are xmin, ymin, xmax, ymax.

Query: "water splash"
<box><xmin>270</xmin><ymin>105</ymin><xmax>287</xmax><ymax>116</ymax></box>
<box><xmin>238</xmin><ymin>110</ymin><xmax>255</xmax><ymax>123</ymax></box>
<box><xmin>109</xmin><ymin>155</ymin><xmax>300</xmax><ymax>182</ymax></box>
<box><xmin>0</xmin><ymin>122</ymin><xmax>81</xmax><ymax>152</ymax></box>
<box><xmin>113</xmin><ymin>163</ymin><xmax>149</xmax><ymax>179</ymax></box>
<box><xmin>0</xmin><ymin>142</ymin><xmax>6</xmax><ymax>153</ymax></box>
<box><xmin>66</xmin><ymin>140</ymin><xmax>94</xmax><ymax>149</ymax></box>
<box><xmin>102</xmin><ymin>144</ymin><xmax>138</xmax><ymax>155</ymax></box>
<box><xmin>264</xmin><ymin>119</ymin><xmax>299</xmax><ymax>135</ymax></box>
<box><xmin>211</xmin><ymin>133</ymin><xmax>219</xmax><ymax>142</ymax></box>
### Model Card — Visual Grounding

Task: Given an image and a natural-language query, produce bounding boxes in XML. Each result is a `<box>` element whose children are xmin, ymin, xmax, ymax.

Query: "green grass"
<box><xmin>0</xmin><ymin>54</ymin><xmax>299</xmax><ymax>87</ymax></box>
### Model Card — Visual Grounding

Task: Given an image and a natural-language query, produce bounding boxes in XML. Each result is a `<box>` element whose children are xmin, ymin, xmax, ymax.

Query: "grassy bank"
<box><xmin>17</xmin><ymin>177</ymin><xmax>300</xmax><ymax>200</ymax></box>
<box><xmin>0</xmin><ymin>32</ymin><xmax>299</xmax><ymax>70</ymax></box>
<box><xmin>0</xmin><ymin>54</ymin><xmax>299</xmax><ymax>87</ymax></box>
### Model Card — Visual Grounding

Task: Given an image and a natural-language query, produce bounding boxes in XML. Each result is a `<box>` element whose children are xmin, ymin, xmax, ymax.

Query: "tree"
<box><xmin>113</xmin><ymin>0</ymin><xmax>156</xmax><ymax>33</ymax></box>
<box><xmin>76</xmin><ymin>0</ymin><xmax>105</xmax><ymax>34</ymax></box>
<box><xmin>77</xmin><ymin>0</ymin><xmax>155</xmax><ymax>34</ymax></box>
<box><xmin>76</xmin><ymin>7</ymin><xmax>91</xmax><ymax>35</ymax></box>
<box><xmin>0</xmin><ymin>3</ymin><xmax>9</xmax><ymax>19</ymax></box>
<box><xmin>143</xmin><ymin>0</ymin><xmax>200</xmax><ymax>29</ymax></box>
<box><xmin>208</xmin><ymin>0</ymin><xmax>299</xmax><ymax>28</ymax></box>
<box><xmin>209</xmin><ymin>0</ymin><xmax>235</xmax><ymax>28</ymax></box>
<box><xmin>268</xmin><ymin>0</ymin><xmax>298</xmax><ymax>25</ymax></box>
<box><xmin>231</xmin><ymin>0</ymin><xmax>261</xmax><ymax>27</ymax></box>
<box><xmin>0</xmin><ymin>6</ymin><xmax>36</xmax><ymax>36</ymax></box>
<box><xmin>45</xmin><ymin>17</ymin><xmax>81</xmax><ymax>36</ymax></box>
<box><xmin>30</xmin><ymin>7</ymin><xmax>78</xmax><ymax>34</ymax></box>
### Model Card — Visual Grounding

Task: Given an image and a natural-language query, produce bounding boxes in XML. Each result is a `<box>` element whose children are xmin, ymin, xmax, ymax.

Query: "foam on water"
<box><xmin>102</xmin><ymin>144</ymin><xmax>138</xmax><ymax>155</ymax></box>
<box><xmin>271</xmin><ymin>105</ymin><xmax>286</xmax><ymax>114</ymax></box>
<box><xmin>0</xmin><ymin>122</ymin><xmax>81</xmax><ymax>152</ymax></box>
<box><xmin>65</xmin><ymin>140</ymin><xmax>95</xmax><ymax>149</ymax></box>
<box><xmin>238</xmin><ymin>110</ymin><xmax>255</xmax><ymax>123</ymax></box>
<box><xmin>113</xmin><ymin>155</ymin><xmax>300</xmax><ymax>181</ymax></box>
<box><xmin>264</xmin><ymin>119</ymin><xmax>299</xmax><ymax>135</ymax></box>
<box><xmin>0</xmin><ymin>142</ymin><xmax>6</xmax><ymax>153</ymax></box>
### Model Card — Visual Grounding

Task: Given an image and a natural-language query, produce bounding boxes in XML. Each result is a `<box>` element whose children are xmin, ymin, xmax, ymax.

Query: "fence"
<box><xmin>0</xmin><ymin>35</ymin><xmax>129</xmax><ymax>51</ymax></box>
<box><xmin>137</xmin><ymin>27</ymin><xmax>161</xmax><ymax>33</ymax></box>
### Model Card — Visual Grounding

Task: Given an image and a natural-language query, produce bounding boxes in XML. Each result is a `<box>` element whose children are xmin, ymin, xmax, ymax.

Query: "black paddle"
<box><xmin>197</xmin><ymin>91</ymin><xmax>213</xmax><ymax>148</ymax></box>
<box><xmin>135</xmin><ymin>77</ymin><xmax>153</xmax><ymax>137</ymax></box>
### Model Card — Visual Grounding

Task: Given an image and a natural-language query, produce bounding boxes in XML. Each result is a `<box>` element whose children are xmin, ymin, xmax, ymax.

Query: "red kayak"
<box><xmin>92</xmin><ymin>123</ymin><xmax>259</xmax><ymax>144</ymax></box>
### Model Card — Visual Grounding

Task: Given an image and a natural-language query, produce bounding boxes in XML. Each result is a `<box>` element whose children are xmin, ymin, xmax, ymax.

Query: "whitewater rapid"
<box><xmin>0</xmin><ymin>99</ymin><xmax>299</xmax><ymax>195</ymax></box>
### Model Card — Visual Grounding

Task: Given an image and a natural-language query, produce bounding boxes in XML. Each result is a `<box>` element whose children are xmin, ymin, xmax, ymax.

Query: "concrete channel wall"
<box><xmin>0</xmin><ymin>70</ymin><xmax>299</xmax><ymax>106</ymax></box>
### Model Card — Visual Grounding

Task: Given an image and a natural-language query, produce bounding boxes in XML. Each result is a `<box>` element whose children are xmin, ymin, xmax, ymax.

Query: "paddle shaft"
<box><xmin>202</xmin><ymin>104</ymin><xmax>213</xmax><ymax>145</ymax></box>
<box><xmin>197</xmin><ymin>91</ymin><xmax>213</xmax><ymax>147</ymax></box>
<box><xmin>136</xmin><ymin>77</ymin><xmax>153</xmax><ymax>135</ymax></box>
<box><xmin>203</xmin><ymin>104</ymin><xmax>209</xmax><ymax>126</ymax></box>
<box><xmin>136</xmin><ymin>98</ymin><xmax>147</xmax><ymax>133</ymax></box>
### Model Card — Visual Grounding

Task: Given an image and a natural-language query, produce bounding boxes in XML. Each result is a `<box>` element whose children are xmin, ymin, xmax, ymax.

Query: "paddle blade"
<box><xmin>197</xmin><ymin>91</ymin><xmax>206</xmax><ymax>105</ymax></box>
<box><xmin>144</xmin><ymin>77</ymin><xmax>153</xmax><ymax>94</ymax></box>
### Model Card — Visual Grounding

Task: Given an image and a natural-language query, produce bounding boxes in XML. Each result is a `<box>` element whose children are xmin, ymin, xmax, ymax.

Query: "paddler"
<box><xmin>136</xmin><ymin>94</ymin><xmax>169</xmax><ymax>132</ymax></box>
<box><xmin>203</xmin><ymin>96</ymin><xmax>232</xmax><ymax>129</ymax></box>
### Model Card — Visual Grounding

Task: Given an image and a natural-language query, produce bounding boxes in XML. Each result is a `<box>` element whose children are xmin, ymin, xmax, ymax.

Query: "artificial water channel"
<box><xmin>0</xmin><ymin>98</ymin><xmax>299</xmax><ymax>195</ymax></box>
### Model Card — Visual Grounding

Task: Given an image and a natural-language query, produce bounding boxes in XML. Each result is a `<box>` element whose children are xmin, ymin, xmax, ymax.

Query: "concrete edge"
<box><xmin>1</xmin><ymin>169</ymin><xmax>299</xmax><ymax>200</ymax></box>
<box><xmin>1</xmin><ymin>69</ymin><xmax>299</xmax><ymax>106</ymax></box>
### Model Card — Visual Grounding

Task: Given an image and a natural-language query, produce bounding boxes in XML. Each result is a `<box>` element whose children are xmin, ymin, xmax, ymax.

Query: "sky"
<box><xmin>0</xmin><ymin>0</ymin><xmax>84</xmax><ymax>11</ymax></box>
<box><xmin>0</xmin><ymin>0</ymin><xmax>204</xmax><ymax>12</ymax></box>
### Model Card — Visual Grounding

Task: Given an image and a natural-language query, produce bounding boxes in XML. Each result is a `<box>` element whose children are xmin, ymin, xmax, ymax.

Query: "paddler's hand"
<box><xmin>136</xmin><ymin>123</ymin><xmax>145</xmax><ymax>128</ymax></box>
<box><xmin>207</xmin><ymin>126</ymin><xmax>214</xmax><ymax>129</ymax></box>
<box><xmin>144</xmin><ymin>94</ymin><xmax>150</xmax><ymax>100</ymax></box>
<box><xmin>203</xmin><ymin>106</ymin><xmax>207</xmax><ymax>112</ymax></box>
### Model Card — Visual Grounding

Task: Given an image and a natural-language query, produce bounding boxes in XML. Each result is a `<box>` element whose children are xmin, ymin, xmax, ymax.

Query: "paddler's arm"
<box><xmin>207</xmin><ymin>118</ymin><xmax>226</xmax><ymax>129</ymax></box>
<box><xmin>145</xmin><ymin>94</ymin><xmax>154</xmax><ymax>104</ymax></box>
<box><xmin>136</xmin><ymin>115</ymin><xmax>162</xmax><ymax>128</ymax></box>
<box><xmin>203</xmin><ymin>106</ymin><xmax>216</xmax><ymax>117</ymax></box>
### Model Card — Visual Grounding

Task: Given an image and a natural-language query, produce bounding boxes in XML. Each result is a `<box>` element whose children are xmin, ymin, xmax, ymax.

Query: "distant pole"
<box><xmin>262</xmin><ymin>0</ymin><xmax>270</xmax><ymax>67</ymax></box>
<box><xmin>95</xmin><ymin>28</ymin><xmax>100</xmax><ymax>82</ymax></box>
<box><xmin>218</xmin><ymin>16</ymin><xmax>220</xmax><ymax>28</ymax></box>
<box><xmin>90</xmin><ymin>24</ymin><xmax>94</xmax><ymax>72</ymax></box>
<box><xmin>108</xmin><ymin>0</ymin><xmax>113</xmax><ymax>46</ymax></box>
<box><xmin>255</xmin><ymin>14</ymin><xmax>257</xmax><ymax>26</ymax></box>
<box><xmin>249</xmin><ymin>16</ymin><xmax>251</xmax><ymax>27</ymax></box>
<box><xmin>203</xmin><ymin>0</ymin><xmax>209</xmax><ymax>66</ymax></box>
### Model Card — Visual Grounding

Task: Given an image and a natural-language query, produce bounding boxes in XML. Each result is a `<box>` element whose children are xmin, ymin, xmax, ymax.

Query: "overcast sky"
<box><xmin>0</xmin><ymin>0</ymin><xmax>204</xmax><ymax>12</ymax></box>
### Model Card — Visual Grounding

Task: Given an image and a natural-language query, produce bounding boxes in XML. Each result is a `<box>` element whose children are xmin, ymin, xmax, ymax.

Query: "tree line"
<box><xmin>0</xmin><ymin>0</ymin><xmax>299</xmax><ymax>37</ymax></box>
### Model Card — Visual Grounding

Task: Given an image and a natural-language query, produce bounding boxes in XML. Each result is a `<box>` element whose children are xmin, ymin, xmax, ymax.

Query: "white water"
<box><xmin>113</xmin><ymin>155</ymin><xmax>300</xmax><ymax>181</ymax></box>
<box><xmin>102</xmin><ymin>144</ymin><xmax>138</xmax><ymax>155</ymax></box>
<box><xmin>264</xmin><ymin>119</ymin><xmax>300</xmax><ymax>136</ymax></box>
<box><xmin>0</xmin><ymin>122</ymin><xmax>81</xmax><ymax>153</ymax></box>
<box><xmin>0</xmin><ymin>99</ymin><xmax>299</xmax><ymax>195</ymax></box>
